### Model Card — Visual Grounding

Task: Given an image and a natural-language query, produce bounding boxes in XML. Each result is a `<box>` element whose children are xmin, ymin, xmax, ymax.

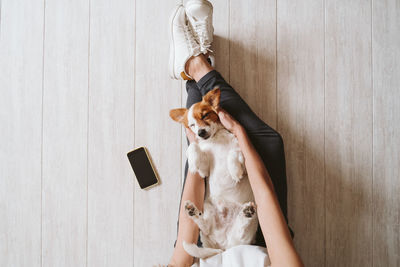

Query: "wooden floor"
<box><xmin>1</xmin><ymin>0</ymin><xmax>399</xmax><ymax>266</ymax></box>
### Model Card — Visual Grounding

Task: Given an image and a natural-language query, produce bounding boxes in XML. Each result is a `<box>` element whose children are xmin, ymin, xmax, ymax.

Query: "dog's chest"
<box><xmin>198</xmin><ymin>130</ymin><xmax>237</xmax><ymax>172</ymax></box>
<box><xmin>198</xmin><ymin>130</ymin><xmax>242</xmax><ymax>192</ymax></box>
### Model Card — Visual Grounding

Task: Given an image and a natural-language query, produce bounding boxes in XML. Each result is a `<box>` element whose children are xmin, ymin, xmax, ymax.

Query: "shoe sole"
<box><xmin>168</xmin><ymin>4</ymin><xmax>183</xmax><ymax>80</ymax></box>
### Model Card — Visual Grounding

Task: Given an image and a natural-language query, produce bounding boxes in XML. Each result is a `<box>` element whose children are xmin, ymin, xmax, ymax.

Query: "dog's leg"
<box><xmin>227</xmin><ymin>202</ymin><xmax>258</xmax><ymax>247</ymax></box>
<box><xmin>184</xmin><ymin>200</ymin><xmax>210</xmax><ymax>235</ymax></box>
<box><xmin>227</xmin><ymin>149</ymin><xmax>245</xmax><ymax>182</ymax></box>
<box><xmin>186</xmin><ymin>143</ymin><xmax>209</xmax><ymax>178</ymax></box>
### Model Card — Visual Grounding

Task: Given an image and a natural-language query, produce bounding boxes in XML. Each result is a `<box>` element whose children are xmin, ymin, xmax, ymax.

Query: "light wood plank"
<box><xmin>230</xmin><ymin>0</ymin><xmax>277</xmax><ymax>127</ymax></box>
<box><xmin>325</xmin><ymin>0</ymin><xmax>373</xmax><ymax>265</ymax></box>
<box><xmin>0</xmin><ymin>0</ymin><xmax>44</xmax><ymax>266</ymax></box>
<box><xmin>87</xmin><ymin>0</ymin><xmax>135</xmax><ymax>266</ymax></box>
<box><xmin>181</xmin><ymin>87</ymin><xmax>187</xmax><ymax>189</ymax></box>
<box><xmin>41</xmin><ymin>0</ymin><xmax>89</xmax><ymax>266</ymax></box>
<box><xmin>276</xmin><ymin>0</ymin><xmax>325</xmax><ymax>266</ymax></box>
<box><xmin>180</xmin><ymin>0</ymin><xmax>185</xmax><ymax>190</ymax></box>
<box><xmin>134</xmin><ymin>0</ymin><xmax>183</xmax><ymax>265</ymax></box>
<box><xmin>372</xmin><ymin>0</ymin><xmax>400</xmax><ymax>265</ymax></box>
<box><xmin>210</xmin><ymin>0</ymin><xmax>230</xmax><ymax>81</ymax></box>
<box><xmin>2</xmin><ymin>1</ymin><xmax>400</xmax><ymax>266</ymax></box>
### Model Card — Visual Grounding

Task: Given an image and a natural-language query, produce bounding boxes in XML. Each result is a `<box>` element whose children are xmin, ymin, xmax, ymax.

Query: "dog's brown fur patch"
<box><xmin>169</xmin><ymin>87</ymin><xmax>221</xmax><ymax>127</ymax></box>
<box><xmin>169</xmin><ymin>108</ymin><xmax>188</xmax><ymax>127</ymax></box>
<box><xmin>191</xmin><ymin>88</ymin><xmax>221</xmax><ymax>126</ymax></box>
<box><xmin>191</xmin><ymin>102</ymin><xmax>219</xmax><ymax>127</ymax></box>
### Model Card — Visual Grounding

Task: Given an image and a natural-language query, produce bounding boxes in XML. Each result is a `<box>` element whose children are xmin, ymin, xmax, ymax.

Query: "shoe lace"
<box><xmin>193</xmin><ymin>20</ymin><xmax>212</xmax><ymax>52</ymax></box>
<box><xmin>182</xmin><ymin>23</ymin><xmax>200</xmax><ymax>54</ymax></box>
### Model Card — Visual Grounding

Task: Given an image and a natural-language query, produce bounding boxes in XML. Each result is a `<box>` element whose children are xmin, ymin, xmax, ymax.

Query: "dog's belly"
<box><xmin>201</xmin><ymin>197</ymin><xmax>258</xmax><ymax>250</ymax></box>
<box><xmin>207</xmin><ymin>172</ymin><xmax>253</xmax><ymax>203</ymax></box>
<box><xmin>202</xmin><ymin>199</ymin><xmax>242</xmax><ymax>248</ymax></box>
<box><xmin>204</xmin><ymin>151</ymin><xmax>254</xmax><ymax>204</ymax></box>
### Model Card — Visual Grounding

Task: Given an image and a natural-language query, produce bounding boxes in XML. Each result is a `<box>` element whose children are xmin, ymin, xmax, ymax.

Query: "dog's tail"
<box><xmin>183</xmin><ymin>241</ymin><xmax>223</xmax><ymax>259</ymax></box>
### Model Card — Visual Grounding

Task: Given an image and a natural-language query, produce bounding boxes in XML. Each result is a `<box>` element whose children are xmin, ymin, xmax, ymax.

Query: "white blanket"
<box><xmin>191</xmin><ymin>245</ymin><xmax>271</xmax><ymax>267</ymax></box>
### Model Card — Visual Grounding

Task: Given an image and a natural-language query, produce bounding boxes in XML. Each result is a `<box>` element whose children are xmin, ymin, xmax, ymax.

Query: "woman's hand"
<box><xmin>217</xmin><ymin>109</ymin><xmax>244</xmax><ymax>136</ymax></box>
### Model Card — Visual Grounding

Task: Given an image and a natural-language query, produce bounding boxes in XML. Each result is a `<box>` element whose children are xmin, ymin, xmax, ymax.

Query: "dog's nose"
<box><xmin>198</xmin><ymin>129</ymin><xmax>207</xmax><ymax>138</ymax></box>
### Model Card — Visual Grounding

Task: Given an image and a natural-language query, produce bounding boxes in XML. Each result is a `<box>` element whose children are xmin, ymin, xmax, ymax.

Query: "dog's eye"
<box><xmin>201</xmin><ymin>112</ymin><xmax>210</xmax><ymax>120</ymax></box>
<box><xmin>189</xmin><ymin>124</ymin><xmax>195</xmax><ymax>128</ymax></box>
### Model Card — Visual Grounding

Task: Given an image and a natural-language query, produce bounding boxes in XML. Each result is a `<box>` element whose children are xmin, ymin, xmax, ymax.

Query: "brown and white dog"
<box><xmin>170</xmin><ymin>88</ymin><xmax>258</xmax><ymax>259</ymax></box>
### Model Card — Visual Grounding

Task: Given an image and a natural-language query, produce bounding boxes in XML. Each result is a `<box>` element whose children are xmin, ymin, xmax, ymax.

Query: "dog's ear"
<box><xmin>169</xmin><ymin>108</ymin><xmax>188</xmax><ymax>126</ymax></box>
<box><xmin>203</xmin><ymin>87</ymin><xmax>220</xmax><ymax>111</ymax></box>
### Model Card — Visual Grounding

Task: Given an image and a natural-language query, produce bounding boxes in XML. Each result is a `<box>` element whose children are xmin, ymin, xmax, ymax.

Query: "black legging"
<box><xmin>176</xmin><ymin>70</ymin><xmax>291</xmax><ymax>248</ymax></box>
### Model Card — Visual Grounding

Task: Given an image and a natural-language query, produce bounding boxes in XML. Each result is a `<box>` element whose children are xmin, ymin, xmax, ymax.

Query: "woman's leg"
<box><xmin>175</xmin><ymin>54</ymin><xmax>291</xmax><ymax>249</ymax></box>
<box><xmin>186</xmin><ymin>55</ymin><xmax>292</xmax><ymax>246</ymax></box>
<box><xmin>186</xmin><ymin>79</ymin><xmax>203</xmax><ymax>109</ymax></box>
<box><xmin>195</xmin><ymin>69</ymin><xmax>289</xmax><ymax>221</ymax></box>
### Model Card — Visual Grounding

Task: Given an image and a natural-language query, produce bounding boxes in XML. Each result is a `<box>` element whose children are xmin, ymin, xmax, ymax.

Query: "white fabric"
<box><xmin>191</xmin><ymin>245</ymin><xmax>271</xmax><ymax>267</ymax></box>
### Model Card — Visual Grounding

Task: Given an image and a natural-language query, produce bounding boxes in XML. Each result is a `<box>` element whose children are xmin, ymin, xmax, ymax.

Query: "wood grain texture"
<box><xmin>41</xmin><ymin>0</ymin><xmax>89</xmax><ymax>266</ymax></box>
<box><xmin>179</xmin><ymin>1</ymin><xmax>186</xmax><ymax>190</ymax></box>
<box><xmin>372</xmin><ymin>0</ymin><xmax>400</xmax><ymax>266</ymax></box>
<box><xmin>325</xmin><ymin>0</ymin><xmax>373</xmax><ymax>266</ymax></box>
<box><xmin>277</xmin><ymin>0</ymin><xmax>325</xmax><ymax>266</ymax></box>
<box><xmin>2</xmin><ymin>0</ymin><xmax>400</xmax><ymax>265</ymax></box>
<box><xmin>181</xmin><ymin>87</ymin><xmax>187</xmax><ymax>190</ymax></box>
<box><xmin>210</xmin><ymin>0</ymin><xmax>230</xmax><ymax>81</ymax></box>
<box><xmin>87</xmin><ymin>0</ymin><xmax>135</xmax><ymax>266</ymax></box>
<box><xmin>0</xmin><ymin>0</ymin><xmax>44</xmax><ymax>266</ymax></box>
<box><xmin>230</xmin><ymin>0</ymin><xmax>277</xmax><ymax>127</ymax></box>
<box><xmin>133</xmin><ymin>0</ymin><xmax>183</xmax><ymax>265</ymax></box>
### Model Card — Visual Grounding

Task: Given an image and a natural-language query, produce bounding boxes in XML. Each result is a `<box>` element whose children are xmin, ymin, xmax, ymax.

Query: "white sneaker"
<box><xmin>185</xmin><ymin>0</ymin><xmax>214</xmax><ymax>54</ymax></box>
<box><xmin>169</xmin><ymin>5</ymin><xmax>202</xmax><ymax>80</ymax></box>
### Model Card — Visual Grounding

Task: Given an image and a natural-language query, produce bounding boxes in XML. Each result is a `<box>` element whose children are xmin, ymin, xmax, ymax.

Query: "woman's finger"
<box><xmin>218</xmin><ymin>110</ymin><xmax>233</xmax><ymax>125</ymax></box>
<box><xmin>217</xmin><ymin>109</ymin><xmax>243</xmax><ymax>135</ymax></box>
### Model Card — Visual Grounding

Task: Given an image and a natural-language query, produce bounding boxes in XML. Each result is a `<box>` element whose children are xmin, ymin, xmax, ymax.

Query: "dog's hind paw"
<box><xmin>184</xmin><ymin>200</ymin><xmax>202</xmax><ymax>217</ymax></box>
<box><xmin>242</xmin><ymin>202</ymin><xmax>257</xmax><ymax>218</ymax></box>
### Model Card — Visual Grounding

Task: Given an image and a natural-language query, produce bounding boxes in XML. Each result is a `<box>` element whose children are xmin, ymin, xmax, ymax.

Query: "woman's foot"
<box><xmin>185</xmin><ymin>0</ymin><xmax>214</xmax><ymax>54</ymax></box>
<box><xmin>169</xmin><ymin>5</ymin><xmax>202</xmax><ymax>80</ymax></box>
<box><xmin>169</xmin><ymin>2</ymin><xmax>214</xmax><ymax>81</ymax></box>
<box><xmin>185</xmin><ymin>54</ymin><xmax>214</xmax><ymax>82</ymax></box>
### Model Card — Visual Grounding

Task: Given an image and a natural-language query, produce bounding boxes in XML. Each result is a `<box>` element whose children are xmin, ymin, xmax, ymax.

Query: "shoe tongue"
<box><xmin>189</xmin><ymin>8</ymin><xmax>210</xmax><ymax>21</ymax></box>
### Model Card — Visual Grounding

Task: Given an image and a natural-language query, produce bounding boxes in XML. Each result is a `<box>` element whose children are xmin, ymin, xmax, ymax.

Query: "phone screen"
<box><xmin>127</xmin><ymin>147</ymin><xmax>159</xmax><ymax>189</ymax></box>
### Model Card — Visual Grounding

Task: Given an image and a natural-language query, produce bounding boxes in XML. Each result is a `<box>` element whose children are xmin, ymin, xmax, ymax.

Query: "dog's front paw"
<box><xmin>242</xmin><ymin>202</ymin><xmax>257</xmax><ymax>218</ymax></box>
<box><xmin>186</xmin><ymin>143</ymin><xmax>209</xmax><ymax>178</ymax></box>
<box><xmin>227</xmin><ymin>150</ymin><xmax>245</xmax><ymax>182</ymax></box>
<box><xmin>184</xmin><ymin>200</ymin><xmax>202</xmax><ymax>217</ymax></box>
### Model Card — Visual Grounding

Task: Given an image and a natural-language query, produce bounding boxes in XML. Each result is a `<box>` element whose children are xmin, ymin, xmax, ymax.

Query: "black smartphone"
<box><xmin>127</xmin><ymin>147</ymin><xmax>160</xmax><ymax>189</ymax></box>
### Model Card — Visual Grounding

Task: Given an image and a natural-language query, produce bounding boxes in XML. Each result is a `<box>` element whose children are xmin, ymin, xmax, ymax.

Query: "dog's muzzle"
<box><xmin>198</xmin><ymin>129</ymin><xmax>210</xmax><ymax>139</ymax></box>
